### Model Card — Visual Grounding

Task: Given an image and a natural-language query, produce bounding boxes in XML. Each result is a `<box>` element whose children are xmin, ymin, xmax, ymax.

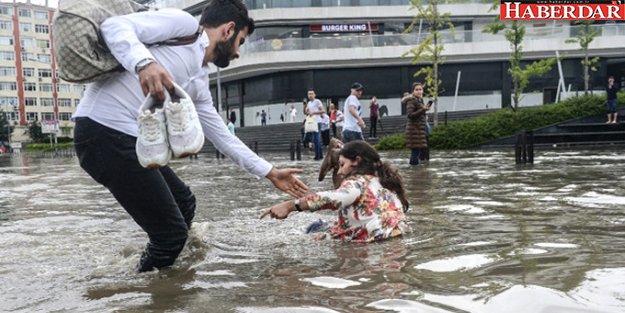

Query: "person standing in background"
<box><xmin>402</xmin><ymin>82</ymin><xmax>430</xmax><ymax>165</ymax></box>
<box><xmin>319</xmin><ymin>112</ymin><xmax>330</xmax><ymax>147</ymax></box>
<box><xmin>342</xmin><ymin>82</ymin><xmax>366</xmax><ymax>143</ymax></box>
<box><xmin>306</xmin><ymin>89</ymin><xmax>325</xmax><ymax>160</ymax></box>
<box><xmin>289</xmin><ymin>104</ymin><xmax>297</xmax><ymax>122</ymax></box>
<box><xmin>606</xmin><ymin>76</ymin><xmax>619</xmax><ymax>124</ymax></box>
<box><xmin>369</xmin><ymin>96</ymin><xmax>379</xmax><ymax>138</ymax></box>
<box><xmin>329</xmin><ymin>103</ymin><xmax>338</xmax><ymax>138</ymax></box>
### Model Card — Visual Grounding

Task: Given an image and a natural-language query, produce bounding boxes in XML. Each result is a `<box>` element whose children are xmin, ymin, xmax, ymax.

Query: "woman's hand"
<box><xmin>266</xmin><ymin>168</ymin><xmax>308</xmax><ymax>198</ymax></box>
<box><xmin>260</xmin><ymin>200</ymin><xmax>295</xmax><ymax>219</ymax></box>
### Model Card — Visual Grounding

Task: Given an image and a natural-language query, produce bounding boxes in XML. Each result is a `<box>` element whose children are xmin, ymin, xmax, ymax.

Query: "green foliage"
<box><xmin>404</xmin><ymin>0</ymin><xmax>453</xmax><ymax>126</ymax></box>
<box><xmin>483</xmin><ymin>6</ymin><xmax>556</xmax><ymax>110</ymax></box>
<box><xmin>375</xmin><ymin>133</ymin><xmax>405</xmax><ymax>151</ymax></box>
<box><xmin>376</xmin><ymin>94</ymin><xmax>613</xmax><ymax>150</ymax></box>
<box><xmin>0</xmin><ymin>110</ymin><xmax>13</xmax><ymax>143</ymax></box>
<box><xmin>565</xmin><ymin>21</ymin><xmax>600</xmax><ymax>95</ymax></box>
<box><xmin>24</xmin><ymin>142</ymin><xmax>73</xmax><ymax>151</ymax></box>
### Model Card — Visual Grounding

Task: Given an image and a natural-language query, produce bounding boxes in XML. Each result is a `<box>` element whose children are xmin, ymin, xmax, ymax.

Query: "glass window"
<box><xmin>35</xmin><ymin>24</ymin><xmax>48</xmax><ymax>34</ymax></box>
<box><xmin>0</xmin><ymin>96</ymin><xmax>18</xmax><ymax>106</ymax></box>
<box><xmin>58</xmin><ymin>98</ymin><xmax>72</xmax><ymax>107</ymax></box>
<box><xmin>19</xmin><ymin>22</ymin><xmax>31</xmax><ymax>32</ymax></box>
<box><xmin>74</xmin><ymin>99</ymin><xmax>80</xmax><ymax>106</ymax></box>
<box><xmin>34</xmin><ymin>11</ymin><xmax>48</xmax><ymax>20</ymax></box>
<box><xmin>24</xmin><ymin>97</ymin><xmax>37</xmax><ymax>106</ymax></box>
<box><xmin>0</xmin><ymin>36</ymin><xmax>13</xmax><ymax>45</ymax></box>
<box><xmin>20</xmin><ymin>37</ymin><xmax>34</xmax><ymax>48</ymax></box>
<box><xmin>26</xmin><ymin>112</ymin><xmax>38</xmax><ymax>121</ymax></box>
<box><xmin>72</xmin><ymin>85</ymin><xmax>84</xmax><ymax>93</ymax></box>
<box><xmin>23</xmin><ymin>68</ymin><xmax>35</xmax><ymax>77</ymax></box>
<box><xmin>57</xmin><ymin>84</ymin><xmax>71</xmax><ymax>93</ymax></box>
<box><xmin>37</xmin><ymin>53</ymin><xmax>51</xmax><ymax>63</ymax></box>
<box><xmin>24</xmin><ymin>83</ymin><xmax>37</xmax><ymax>91</ymax></box>
<box><xmin>37</xmin><ymin>39</ymin><xmax>50</xmax><ymax>49</ymax></box>
<box><xmin>0</xmin><ymin>20</ymin><xmax>12</xmax><ymax>30</ymax></box>
<box><xmin>0</xmin><ymin>82</ymin><xmax>16</xmax><ymax>90</ymax></box>
<box><xmin>40</xmin><ymin>83</ymin><xmax>53</xmax><ymax>92</ymax></box>
<box><xmin>38</xmin><ymin>69</ymin><xmax>52</xmax><ymax>77</ymax></box>
<box><xmin>19</xmin><ymin>8</ymin><xmax>31</xmax><ymax>18</ymax></box>
<box><xmin>40</xmin><ymin>97</ymin><xmax>54</xmax><ymax>106</ymax></box>
<box><xmin>41</xmin><ymin>112</ymin><xmax>55</xmax><ymax>120</ymax></box>
<box><xmin>0</xmin><ymin>51</ymin><xmax>14</xmax><ymax>61</ymax></box>
<box><xmin>59</xmin><ymin>112</ymin><xmax>72</xmax><ymax>121</ymax></box>
<box><xmin>0</xmin><ymin>6</ymin><xmax>13</xmax><ymax>15</ymax></box>
<box><xmin>22</xmin><ymin>52</ymin><xmax>35</xmax><ymax>62</ymax></box>
<box><xmin>0</xmin><ymin>66</ymin><xmax>16</xmax><ymax>76</ymax></box>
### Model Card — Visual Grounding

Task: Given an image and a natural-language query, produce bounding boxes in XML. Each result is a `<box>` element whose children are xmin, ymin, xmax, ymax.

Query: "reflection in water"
<box><xmin>0</xmin><ymin>149</ymin><xmax>624</xmax><ymax>312</ymax></box>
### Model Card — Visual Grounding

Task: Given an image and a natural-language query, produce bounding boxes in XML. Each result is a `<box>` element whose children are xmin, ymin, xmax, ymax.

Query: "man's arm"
<box><xmin>101</xmin><ymin>8</ymin><xmax>200</xmax><ymax>74</ymax></box>
<box><xmin>348</xmin><ymin>103</ymin><xmax>365</xmax><ymax>128</ymax></box>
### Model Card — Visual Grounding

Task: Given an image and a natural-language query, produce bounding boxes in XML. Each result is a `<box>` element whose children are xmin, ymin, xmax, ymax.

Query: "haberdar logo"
<box><xmin>500</xmin><ymin>0</ymin><xmax>625</xmax><ymax>20</ymax></box>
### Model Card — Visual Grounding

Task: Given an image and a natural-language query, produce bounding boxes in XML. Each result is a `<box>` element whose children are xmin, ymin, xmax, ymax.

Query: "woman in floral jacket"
<box><xmin>261</xmin><ymin>140</ymin><xmax>410</xmax><ymax>242</ymax></box>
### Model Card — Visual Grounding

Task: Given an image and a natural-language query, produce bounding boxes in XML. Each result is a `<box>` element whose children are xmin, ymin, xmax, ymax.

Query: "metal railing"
<box><xmin>242</xmin><ymin>24</ymin><xmax>625</xmax><ymax>55</ymax></box>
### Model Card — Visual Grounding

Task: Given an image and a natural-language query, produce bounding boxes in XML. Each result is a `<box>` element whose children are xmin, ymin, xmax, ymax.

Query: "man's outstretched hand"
<box><xmin>266</xmin><ymin>167</ymin><xmax>308</xmax><ymax>198</ymax></box>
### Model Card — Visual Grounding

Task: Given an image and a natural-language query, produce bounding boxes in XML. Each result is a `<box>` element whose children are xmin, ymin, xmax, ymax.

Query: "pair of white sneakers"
<box><xmin>135</xmin><ymin>83</ymin><xmax>205</xmax><ymax>169</ymax></box>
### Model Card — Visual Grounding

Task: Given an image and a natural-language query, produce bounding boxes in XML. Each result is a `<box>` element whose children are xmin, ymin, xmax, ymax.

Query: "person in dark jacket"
<box><xmin>402</xmin><ymin>82</ymin><xmax>430</xmax><ymax>165</ymax></box>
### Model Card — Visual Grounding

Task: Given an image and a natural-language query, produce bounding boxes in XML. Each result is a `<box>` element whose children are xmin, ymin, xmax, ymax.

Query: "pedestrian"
<box><xmin>280</xmin><ymin>113</ymin><xmax>284</xmax><ymax>123</ymax></box>
<box><xmin>227</xmin><ymin>116</ymin><xmax>235</xmax><ymax>136</ymax></box>
<box><xmin>289</xmin><ymin>104</ymin><xmax>297</xmax><ymax>122</ymax></box>
<box><xmin>369</xmin><ymin>96</ymin><xmax>379</xmax><ymax>138</ymax></box>
<box><xmin>261</xmin><ymin>140</ymin><xmax>410</xmax><ymax>243</ymax></box>
<box><xmin>319</xmin><ymin>112</ymin><xmax>330</xmax><ymax>146</ymax></box>
<box><xmin>342</xmin><ymin>82</ymin><xmax>366</xmax><ymax>143</ymax></box>
<box><xmin>306</xmin><ymin>89</ymin><xmax>325</xmax><ymax>160</ymax></box>
<box><xmin>402</xmin><ymin>82</ymin><xmax>431</xmax><ymax>165</ymax></box>
<box><xmin>335</xmin><ymin>108</ymin><xmax>344</xmax><ymax>140</ymax></box>
<box><xmin>329</xmin><ymin>102</ymin><xmax>338</xmax><ymax>138</ymax></box>
<box><xmin>72</xmin><ymin>1</ymin><xmax>308</xmax><ymax>272</ymax></box>
<box><xmin>261</xmin><ymin>110</ymin><xmax>267</xmax><ymax>126</ymax></box>
<box><xmin>606</xmin><ymin>76</ymin><xmax>619</xmax><ymax>124</ymax></box>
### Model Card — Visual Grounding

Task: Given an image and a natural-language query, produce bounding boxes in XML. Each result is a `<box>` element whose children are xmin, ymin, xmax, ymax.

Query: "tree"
<box><xmin>565</xmin><ymin>21</ymin><xmax>600</xmax><ymax>95</ymax></box>
<box><xmin>484</xmin><ymin>5</ymin><xmax>556</xmax><ymax>111</ymax></box>
<box><xmin>0</xmin><ymin>110</ymin><xmax>13</xmax><ymax>144</ymax></box>
<box><xmin>25</xmin><ymin>121</ymin><xmax>49</xmax><ymax>143</ymax></box>
<box><xmin>404</xmin><ymin>0</ymin><xmax>453</xmax><ymax>126</ymax></box>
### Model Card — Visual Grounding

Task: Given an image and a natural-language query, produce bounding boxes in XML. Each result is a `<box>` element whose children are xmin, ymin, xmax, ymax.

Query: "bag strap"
<box><xmin>157</xmin><ymin>26</ymin><xmax>203</xmax><ymax>46</ymax></box>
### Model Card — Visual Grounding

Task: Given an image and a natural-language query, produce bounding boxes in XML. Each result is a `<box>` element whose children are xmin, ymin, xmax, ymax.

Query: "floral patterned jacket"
<box><xmin>304</xmin><ymin>175</ymin><xmax>409</xmax><ymax>242</ymax></box>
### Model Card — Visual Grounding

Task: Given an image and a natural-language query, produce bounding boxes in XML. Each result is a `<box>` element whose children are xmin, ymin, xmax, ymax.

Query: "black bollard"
<box><xmin>526</xmin><ymin>130</ymin><xmax>534</xmax><ymax>164</ymax></box>
<box><xmin>290</xmin><ymin>141</ymin><xmax>295</xmax><ymax>161</ymax></box>
<box><xmin>253</xmin><ymin>141</ymin><xmax>258</xmax><ymax>154</ymax></box>
<box><xmin>515</xmin><ymin>133</ymin><xmax>523</xmax><ymax>164</ymax></box>
<box><xmin>521</xmin><ymin>132</ymin><xmax>528</xmax><ymax>163</ymax></box>
<box><xmin>216</xmin><ymin>150</ymin><xmax>221</xmax><ymax>159</ymax></box>
<box><xmin>296</xmin><ymin>140</ymin><xmax>302</xmax><ymax>160</ymax></box>
<box><xmin>444</xmin><ymin>111</ymin><xmax>448</xmax><ymax>126</ymax></box>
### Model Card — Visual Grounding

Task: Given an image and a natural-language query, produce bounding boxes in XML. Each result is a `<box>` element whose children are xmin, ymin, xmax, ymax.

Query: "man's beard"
<box><xmin>213</xmin><ymin>34</ymin><xmax>238</xmax><ymax>68</ymax></box>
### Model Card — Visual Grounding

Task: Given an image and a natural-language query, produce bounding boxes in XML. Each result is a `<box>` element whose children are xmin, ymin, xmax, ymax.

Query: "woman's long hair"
<box><xmin>340</xmin><ymin>140</ymin><xmax>410</xmax><ymax>211</ymax></box>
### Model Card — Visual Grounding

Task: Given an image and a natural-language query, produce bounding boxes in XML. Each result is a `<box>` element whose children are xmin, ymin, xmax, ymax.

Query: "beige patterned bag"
<box><xmin>53</xmin><ymin>0</ymin><xmax>148</xmax><ymax>84</ymax></box>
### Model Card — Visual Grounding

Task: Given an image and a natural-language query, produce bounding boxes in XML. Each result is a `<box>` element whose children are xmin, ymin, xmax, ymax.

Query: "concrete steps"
<box><xmin>200</xmin><ymin>109</ymin><xmax>497</xmax><ymax>154</ymax></box>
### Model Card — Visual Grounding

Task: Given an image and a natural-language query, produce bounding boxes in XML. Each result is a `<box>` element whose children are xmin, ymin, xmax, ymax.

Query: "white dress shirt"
<box><xmin>73</xmin><ymin>8</ymin><xmax>272</xmax><ymax>178</ymax></box>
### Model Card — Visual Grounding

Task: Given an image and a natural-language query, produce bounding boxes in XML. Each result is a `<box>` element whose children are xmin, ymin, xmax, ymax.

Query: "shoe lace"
<box><xmin>139</xmin><ymin>113</ymin><xmax>162</xmax><ymax>142</ymax></box>
<box><xmin>168</xmin><ymin>102</ymin><xmax>189</xmax><ymax>132</ymax></box>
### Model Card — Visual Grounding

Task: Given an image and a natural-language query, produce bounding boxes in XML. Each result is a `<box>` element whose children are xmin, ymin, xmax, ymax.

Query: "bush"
<box><xmin>24</xmin><ymin>142</ymin><xmax>74</xmax><ymax>152</ymax></box>
<box><xmin>376</xmin><ymin>93</ymin><xmax>616</xmax><ymax>150</ymax></box>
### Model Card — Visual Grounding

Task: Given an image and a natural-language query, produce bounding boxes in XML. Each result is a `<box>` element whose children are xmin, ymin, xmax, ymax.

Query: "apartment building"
<box><xmin>0</xmin><ymin>0</ymin><xmax>84</xmax><ymax>143</ymax></box>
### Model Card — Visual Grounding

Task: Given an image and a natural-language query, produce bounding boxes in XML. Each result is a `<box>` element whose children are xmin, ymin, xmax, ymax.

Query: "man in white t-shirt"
<box><xmin>71</xmin><ymin>1</ymin><xmax>308</xmax><ymax>272</ymax></box>
<box><xmin>306</xmin><ymin>89</ymin><xmax>325</xmax><ymax>160</ymax></box>
<box><xmin>342</xmin><ymin>82</ymin><xmax>366</xmax><ymax>143</ymax></box>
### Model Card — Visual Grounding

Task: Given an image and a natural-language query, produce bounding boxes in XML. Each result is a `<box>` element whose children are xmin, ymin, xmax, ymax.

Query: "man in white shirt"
<box><xmin>306</xmin><ymin>89</ymin><xmax>325</xmax><ymax>160</ymax></box>
<box><xmin>72</xmin><ymin>0</ymin><xmax>307</xmax><ymax>272</ymax></box>
<box><xmin>342</xmin><ymin>82</ymin><xmax>366</xmax><ymax>143</ymax></box>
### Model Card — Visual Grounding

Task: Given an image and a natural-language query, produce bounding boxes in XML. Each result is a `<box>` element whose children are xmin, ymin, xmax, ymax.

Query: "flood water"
<box><xmin>1</xmin><ymin>149</ymin><xmax>624</xmax><ymax>313</ymax></box>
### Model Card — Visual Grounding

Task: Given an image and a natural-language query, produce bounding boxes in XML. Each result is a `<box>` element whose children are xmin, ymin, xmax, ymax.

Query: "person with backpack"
<box><xmin>71</xmin><ymin>0</ymin><xmax>308</xmax><ymax>272</ymax></box>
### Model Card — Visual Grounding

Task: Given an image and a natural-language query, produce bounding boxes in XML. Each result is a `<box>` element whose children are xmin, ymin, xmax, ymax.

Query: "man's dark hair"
<box><xmin>200</xmin><ymin>0</ymin><xmax>255</xmax><ymax>35</ymax></box>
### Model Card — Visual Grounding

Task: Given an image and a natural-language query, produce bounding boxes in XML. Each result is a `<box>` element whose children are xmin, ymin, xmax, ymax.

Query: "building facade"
<box><xmin>0</xmin><ymin>0</ymin><xmax>84</xmax><ymax>143</ymax></box>
<box><xmin>171</xmin><ymin>0</ymin><xmax>625</xmax><ymax>127</ymax></box>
